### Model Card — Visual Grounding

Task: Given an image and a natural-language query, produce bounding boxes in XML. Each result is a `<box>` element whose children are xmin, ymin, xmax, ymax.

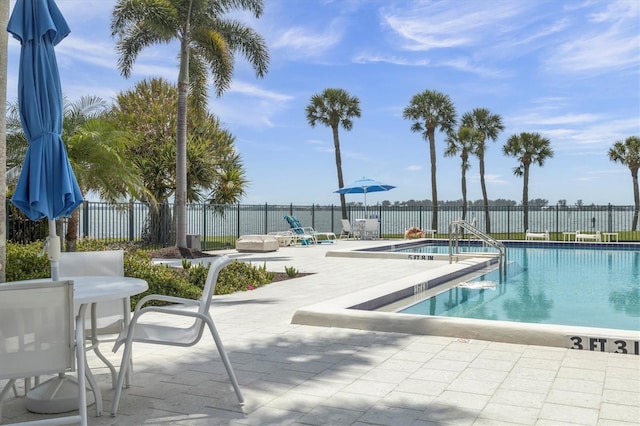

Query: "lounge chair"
<box><xmin>575</xmin><ymin>230</ymin><xmax>601</xmax><ymax>242</ymax></box>
<box><xmin>525</xmin><ymin>230</ymin><xmax>549</xmax><ymax>240</ymax></box>
<box><xmin>283</xmin><ymin>215</ymin><xmax>337</xmax><ymax>244</ymax></box>
<box><xmin>282</xmin><ymin>215</ymin><xmax>317</xmax><ymax>245</ymax></box>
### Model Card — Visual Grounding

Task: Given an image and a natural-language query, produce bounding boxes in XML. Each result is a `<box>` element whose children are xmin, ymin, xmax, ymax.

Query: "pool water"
<box><xmin>398</xmin><ymin>245</ymin><xmax>640</xmax><ymax>331</ymax></box>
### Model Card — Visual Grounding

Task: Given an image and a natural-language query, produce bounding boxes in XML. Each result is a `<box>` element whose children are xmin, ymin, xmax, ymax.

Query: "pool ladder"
<box><xmin>448</xmin><ymin>220</ymin><xmax>507</xmax><ymax>273</ymax></box>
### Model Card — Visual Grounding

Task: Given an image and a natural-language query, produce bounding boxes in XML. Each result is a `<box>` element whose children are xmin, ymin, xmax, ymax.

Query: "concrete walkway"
<box><xmin>3</xmin><ymin>240</ymin><xmax>639</xmax><ymax>425</ymax></box>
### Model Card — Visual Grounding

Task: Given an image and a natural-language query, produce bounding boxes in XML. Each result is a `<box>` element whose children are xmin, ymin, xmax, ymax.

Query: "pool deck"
<box><xmin>3</xmin><ymin>239</ymin><xmax>639</xmax><ymax>425</ymax></box>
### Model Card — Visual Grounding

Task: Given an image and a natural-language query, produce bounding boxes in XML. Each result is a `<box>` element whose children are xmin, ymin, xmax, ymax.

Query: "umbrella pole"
<box><xmin>48</xmin><ymin>219</ymin><xmax>61</xmax><ymax>281</ymax></box>
<box><xmin>364</xmin><ymin>190</ymin><xmax>367</xmax><ymax>218</ymax></box>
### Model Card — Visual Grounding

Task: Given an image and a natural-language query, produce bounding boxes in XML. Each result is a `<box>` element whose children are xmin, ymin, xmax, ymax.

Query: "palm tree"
<box><xmin>502</xmin><ymin>132</ymin><xmax>553</xmax><ymax>231</ymax></box>
<box><xmin>608</xmin><ymin>136</ymin><xmax>640</xmax><ymax>231</ymax></box>
<box><xmin>305</xmin><ymin>88</ymin><xmax>361</xmax><ymax>220</ymax></box>
<box><xmin>445</xmin><ymin>126</ymin><xmax>482</xmax><ymax>221</ymax></box>
<box><xmin>63</xmin><ymin>96</ymin><xmax>148</xmax><ymax>251</ymax></box>
<box><xmin>111</xmin><ymin>0</ymin><xmax>269</xmax><ymax>250</ymax></box>
<box><xmin>460</xmin><ymin>108</ymin><xmax>504</xmax><ymax>233</ymax></box>
<box><xmin>0</xmin><ymin>1</ymin><xmax>8</xmax><ymax>281</ymax></box>
<box><xmin>7</xmin><ymin>95</ymin><xmax>147</xmax><ymax>251</ymax></box>
<box><xmin>403</xmin><ymin>90</ymin><xmax>457</xmax><ymax>230</ymax></box>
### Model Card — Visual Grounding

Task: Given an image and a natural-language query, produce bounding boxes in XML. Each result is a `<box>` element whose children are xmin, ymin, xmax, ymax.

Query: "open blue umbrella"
<box><xmin>8</xmin><ymin>0</ymin><xmax>83</xmax><ymax>281</ymax></box>
<box><xmin>335</xmin><ymin>177</ymin><xmax>395</xmax><ymax>215</ymax></box>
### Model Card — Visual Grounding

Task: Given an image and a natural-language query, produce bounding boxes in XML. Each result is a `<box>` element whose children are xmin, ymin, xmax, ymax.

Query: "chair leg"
<box><xmin>110</xmin><ymin>335</ymin><xmax>135</xmax><ymax>416</ymax></box>
<box><xmin>0</xmin><ymin>379</ymin><xmax>18</xmax><ymax>423</ymax></box>
<box><xmin>205</xmin><ymin>318</ymin><xmax>244</xmax><ymax>405</ymax></box>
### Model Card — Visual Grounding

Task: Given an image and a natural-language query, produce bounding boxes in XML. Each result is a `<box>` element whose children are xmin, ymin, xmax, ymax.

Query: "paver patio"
<box><xmin>2</xmin><ymin>240</ymin><xmax>638</xmax><ymax>425</ymax></box>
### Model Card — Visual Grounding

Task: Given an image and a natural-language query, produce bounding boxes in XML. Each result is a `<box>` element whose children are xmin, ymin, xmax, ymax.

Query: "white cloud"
<box><xmin>271</xmin><ymin>20</ymin><xmax>344</xmax><ymax>58</ymax></box>
<box><xmin>381</xmin><ymin>1</ymin><xmax>529</xmax><ymax>51</ymax></box>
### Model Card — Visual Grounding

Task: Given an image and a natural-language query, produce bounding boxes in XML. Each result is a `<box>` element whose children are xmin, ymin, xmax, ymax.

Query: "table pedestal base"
<box><xmin>26</xmin><ymin>374</ymin><xmax>94</xmax><ymax>414</ymax></box>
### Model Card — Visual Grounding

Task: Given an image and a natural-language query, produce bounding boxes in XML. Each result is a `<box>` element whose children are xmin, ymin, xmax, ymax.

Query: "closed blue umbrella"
<box><xmin>335</xmin><ymin>177</ymin><xmax>395</xmax><ymax>215</ymax></box>
<box><xmin>8</xmin><ymin>0</ymin><xmax>83</xmax><ymax>281</ymax></box>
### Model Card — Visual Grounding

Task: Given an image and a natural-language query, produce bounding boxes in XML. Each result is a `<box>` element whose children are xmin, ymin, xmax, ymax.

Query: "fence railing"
<box><xmin>6</xmin><ymin>200</ymin><xmax>640</xmax><ymax>250</ymax></box>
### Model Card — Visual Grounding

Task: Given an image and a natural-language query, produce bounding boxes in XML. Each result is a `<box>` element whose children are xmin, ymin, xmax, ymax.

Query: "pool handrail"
<box><xmin>449</xmin><ymin>220</ymin><xmax>507</xmax><ymax>273</ymax></box>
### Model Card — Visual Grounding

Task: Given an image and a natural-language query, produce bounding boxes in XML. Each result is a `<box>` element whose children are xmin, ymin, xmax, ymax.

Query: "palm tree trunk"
<box><xmin>175</xmin><ymin>35</ymin><xmax>190</xmax><ymax>249</ymax></box>
<box><xmin>479</xmin><ymin>156</ymin><xmax>490</xmax><ymax>232</ymax></box>
<box><xmin>461</xmin><ymin>170</ymin><xmax>467</xmax><ymax>221</ymax></box>
<box><xmin>65</xmin><ymin>210</ymin><xmax>79</xmax><ymax>252</ymax></box>
<box><xmin>428</xmin><ymin>129</ymin><xmax>438</xmax><ymax>230</ymax></box>
<box><xmin>523</xmin><ymin>165</ymin><xmax>530</xmax><ymax>231</ymax></box>
<box><xmin>632</xmin><ymin>168</ymin><xmax>639</xmax><ymax>231</ymax></box>
<box><xmin>332</xmin><ymin>126</ymin><xmax>347</xmax><ymax>219</ymax></box>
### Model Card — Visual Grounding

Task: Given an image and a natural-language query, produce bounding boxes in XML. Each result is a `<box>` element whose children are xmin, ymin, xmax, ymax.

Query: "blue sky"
<box><xmin>7</xmin><ymin>0</ymin><xmax>640</xmax><ymax>206</ymax></box>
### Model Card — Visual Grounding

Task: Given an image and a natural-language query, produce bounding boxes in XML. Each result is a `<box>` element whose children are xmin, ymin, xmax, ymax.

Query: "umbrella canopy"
<box><xmin>8</xmin><ymin>0</ymin><xmax>83</xmax><ymax>280</ymax></box>
<box><xmin>335</xmin><ymin>177</ymin><xmax>396</xmax><ymax>214</ymax></box>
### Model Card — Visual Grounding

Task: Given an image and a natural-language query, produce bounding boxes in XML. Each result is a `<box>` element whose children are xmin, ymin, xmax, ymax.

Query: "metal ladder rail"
<box><xmin>448</xmin><ymin>220</ymin><xmax>507</xmax><ymax>273</ymax></box>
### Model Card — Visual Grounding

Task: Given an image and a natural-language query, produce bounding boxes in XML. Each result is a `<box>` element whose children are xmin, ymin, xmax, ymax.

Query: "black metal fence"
<box><xmin>6</xmin><ymin>200</ymin><xmax>640</xmax><ymax>250</ymax></box>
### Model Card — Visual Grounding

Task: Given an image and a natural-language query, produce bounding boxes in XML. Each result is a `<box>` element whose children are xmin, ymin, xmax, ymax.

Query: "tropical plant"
<box><xmin>109</xmin><ymin>78</ymin><xmax>244</xmax><ymax>245</ymax></box>
<box><xmin>502</xmin><ymin>132</ymin><xmax>554</xmax><ymax>231</ymax></box>
<box><xmin>111</xmin><ymin>0</ymin><xmax>269</xmax><ymax>250</ymax></box>
<box><xmin>445</xmin><ymin>126</ymin><xmax>482</xmax><ymax>221</ymax></box>
<box><xmin>608</xmin><ymin>136</ymin><xmax>640</xmax><ymax>231</ymax></box>
<box><xmin>7</xmin><ymin>95</ymin><xmax>147</xmax><ymax>251</ymax></box>
<box><xmin>403</xmin><ymin>90</ymin><xmax>457</xmax><ymax>230</ymax></box>
<box><xmin>460</xmin><ymin>108</ymin><xmax>504</xmax><ymax>233</ymax></box>
<box><xmin>305</xmin><ymin>88</ymin><xmax>362</xmax><ymax>220</ymax></box>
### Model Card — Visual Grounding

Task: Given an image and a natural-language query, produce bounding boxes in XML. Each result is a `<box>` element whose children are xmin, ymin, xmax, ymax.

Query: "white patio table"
<box><xmin>9</xmin><ymin>276</ymin><xmax>148</xmax><ymax>416</ymax></box>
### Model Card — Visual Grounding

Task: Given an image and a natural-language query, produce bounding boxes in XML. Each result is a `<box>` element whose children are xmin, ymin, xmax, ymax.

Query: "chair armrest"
<box><xmin>134</xmin><ymin>294</ymin><xmax>200</xmax><ymax>311</ymax></box>
<box><xmin>136</xmin><ymin>306</ymin><xmax>207</xmax><ymax>319</ymax></box>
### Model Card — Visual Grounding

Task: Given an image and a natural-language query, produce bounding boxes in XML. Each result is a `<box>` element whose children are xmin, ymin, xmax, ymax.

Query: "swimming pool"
<box><xmin>395</xmin><ymin>245</ymin><xmax>639</xmax><ymax>331</ymax></box>
<box><xmin>296</xmin><ymin>240</ymin><xmax>640</xmax><ymax>355</ymax></box>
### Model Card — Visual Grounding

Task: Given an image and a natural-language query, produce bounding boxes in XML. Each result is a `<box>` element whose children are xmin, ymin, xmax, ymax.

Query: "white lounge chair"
<box><xmin>575</xmin><ymin>230</ymin><xmax>601</xmax><ymax>242</ymax></box>
<box><xmin>110</xmin><ymin>255</ymin><xmax>243</xmax><ymax>416</ymax></box>
<box><xmin>525</xmin><ymin>230</ymin><xmax>549</xmax><ymax>240</ymax></box>
<box><xmin>0</xmin><ymin>280</ymin><xmax>88</xmax><ymax>426</ymax></box>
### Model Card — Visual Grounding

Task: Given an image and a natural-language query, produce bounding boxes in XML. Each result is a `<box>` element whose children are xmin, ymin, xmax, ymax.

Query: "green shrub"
<box><xmin>6</xmin><ymin>242</ymin><xmax>277</xmax><ymax>306</ymax></box>
<box><xmin>216</xmin><ymin>260</ymin><xmax>274</xmax><ymax>295</ymax></box>
<box><xmin>187</xmin><ymin>263</ymin><xmax>209</xmax><ymax>289</ymax></box>
<box><xmin>124</xmin><ymin>249</ymin><xmax>201</xmax><ymax>307</ymax></box>
<box><xmin>6</xmin><ymin>241</ymin><xmax>50</xmax><ymax>281</ymax></box>
<box><xmin>76</xmin><ymin>238</ymin><xmax>108</xmax><ymax>252</ymax></box>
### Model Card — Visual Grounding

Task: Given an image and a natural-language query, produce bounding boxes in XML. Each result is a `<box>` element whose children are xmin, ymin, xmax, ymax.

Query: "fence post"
<box><xmin>202</xmin><ymin>203</ymin><xmax>207</xmax><ymax>250</ymax></box>
<box><xmin>264</xmin><ymin>203</ymin><xmax>268</xmax><ymax>234</ymax></box>
<box><xmin>506</xmin><ymin>205</ymin><xmax>510</xmax><ymax>239</ymax></box>
<box><xmin>555</xmin><ymin>204</ymin><xmax>559</xmax><ymax>240</ymax></box>
<box><xmin>236</xmin><ymin>204</ymin><xmax>240</xmax><ymax>238</ymax></box>
<box><xmin>607</xmin><ymin>204</ymin><xmax>612</xmax><ymax>232</ymax></box>
<box><xmin>82</xmin><ymin>200</ymin><xmax>89</xmax><ymax>238</ymax></box>
<box><xmin>128</xmin><ymin>201</ymin><xmax>134</xmax><ymax>242</ymax></box>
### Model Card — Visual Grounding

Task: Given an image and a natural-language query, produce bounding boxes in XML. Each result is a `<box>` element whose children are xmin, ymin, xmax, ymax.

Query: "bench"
<box><xmin>236</xmin><ymin>235</ymin><xmax>279</xmax><ymax>252</ymax></box>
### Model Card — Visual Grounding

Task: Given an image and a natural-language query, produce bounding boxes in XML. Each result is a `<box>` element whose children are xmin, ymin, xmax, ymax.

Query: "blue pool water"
<box><xmin>397</xmin><ymin>244</ymin><xmax>640</xmax><ymax>331</ymax></box>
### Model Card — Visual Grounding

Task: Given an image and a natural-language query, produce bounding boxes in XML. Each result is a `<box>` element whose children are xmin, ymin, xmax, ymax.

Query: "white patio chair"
<box><xmin>340</xmin><ymin>219</ymin><xmax>355</xmax><ymax>239</ymax></box>
<box><xmin>58</xmin><ymin>250</ymin><xmax>130</xmax><ymax>393</ymax></box>
<box><xmin>363</xmin><ymin>218</ymin><xmax>380</xmax><ymax>240</ymax></box>
<box><xmin>110</xmin><ymin>255</ymin><xmax>243</xmax><ymax>416</ymax></box>
<box><xmin>0</xmin><ymin>280</ymin><xmax>88</xmax><ymax>426</ymax></box>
